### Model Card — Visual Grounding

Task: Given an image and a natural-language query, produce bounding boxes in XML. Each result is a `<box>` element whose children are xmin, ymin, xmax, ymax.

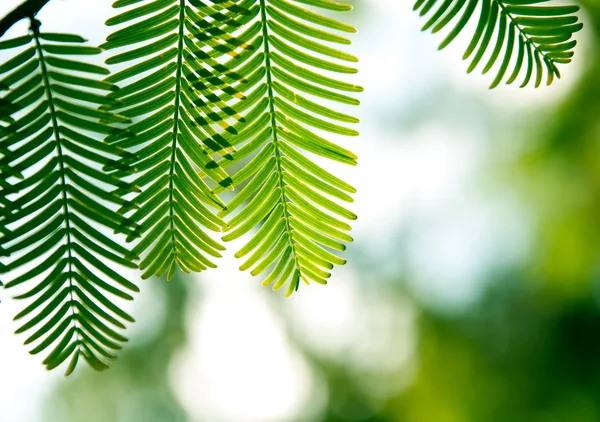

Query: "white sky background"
<box><xmin>0</xmin><ymin>0</ymin><xmax>589</xmax><ymax>421</ymax></box>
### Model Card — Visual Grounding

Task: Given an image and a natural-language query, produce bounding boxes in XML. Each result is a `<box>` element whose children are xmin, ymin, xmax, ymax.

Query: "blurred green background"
<box><xmin>2</xmin><ymin>0</ymin><xmax>600</xmax><ymax>421</ymax></box>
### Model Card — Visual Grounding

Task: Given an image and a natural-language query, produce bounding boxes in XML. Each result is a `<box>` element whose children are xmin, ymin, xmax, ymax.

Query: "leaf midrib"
<box><xmin>496</xmin><ymin>0</ymin><xmax>559</xmax><ymax>71</ymax></box>
<box><xmin>167</xmin><ymin>0</ymin><xmax>187</xmax><ymax>263</ymax></box>
<box><xmin>32</xmin><ymin>21</ymin><xmax>81</xmax><ymax>350</ymax></box>
<box><xmin>259</xmin><ymin>0</ymin><xmax>301</xmax><ymax>283</ymax></box>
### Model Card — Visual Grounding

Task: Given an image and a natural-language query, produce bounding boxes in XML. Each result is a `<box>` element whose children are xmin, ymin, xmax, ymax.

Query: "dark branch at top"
<box><xmin>0</xmin><ymin>0</ymin><xmax>51</xmax><ymax>38</ymax></box>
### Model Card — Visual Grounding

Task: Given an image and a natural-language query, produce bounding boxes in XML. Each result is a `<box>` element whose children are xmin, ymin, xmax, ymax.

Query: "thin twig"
<box><xmin>0</xmin><ymin>0</ymin><xmax>51</xmax><ymax>39</ymax></box>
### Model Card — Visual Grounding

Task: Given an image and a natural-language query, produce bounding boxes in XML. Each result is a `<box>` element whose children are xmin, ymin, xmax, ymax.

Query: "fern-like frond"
<box><xmin>102</xmin><ymin>0</ymin><xmax>253</xmax><ymax>280</ymax></box>
<box><xmin>0</xmin><ymin>21</ymin><xmax>140</xmax><ymax>374</ymax></box>
<box><xmin>209</xmin><ymin>0</ymin><xmax>361</xmax><ymax>296</ymax></box>
<box><xmin>415</xmin><ymin>0</ymin><xmax>582</xmax><ymax>88</ymax></box>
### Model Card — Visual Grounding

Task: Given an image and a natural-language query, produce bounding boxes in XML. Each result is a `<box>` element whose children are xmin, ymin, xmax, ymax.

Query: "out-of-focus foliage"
<box><xmin>304</xmin><ymin>280</ymin><xmax>600</xmax><ymax>422</ymax></box>
<box><xmin>512</xmin><ymin>0</ymin><xmax>600</xmax><ymax>301</ymax></box>
<box><xmin>396</xmin><ymin>281</ymin><xmax>600</xmax><ymax>422</ymax></box>
<box><xmin>302</xmin><ymin>3</ymin><xmax>600</xmax><ymax>421</ymax></box>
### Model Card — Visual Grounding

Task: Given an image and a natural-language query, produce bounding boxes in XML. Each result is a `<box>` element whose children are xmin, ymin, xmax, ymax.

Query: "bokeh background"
<box><xmin>1</xmin><ymin>0</ymin><xmax>600</xmax><ymax>421</ymax></box>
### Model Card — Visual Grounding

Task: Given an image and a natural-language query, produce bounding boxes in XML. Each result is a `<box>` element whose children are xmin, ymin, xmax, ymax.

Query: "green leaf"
<box><xmin>415</xmin><ymin>0</ymin><xmax>582</xmax><ymax>88</ymax></box>
<box><xmin>101</xmin><ymin>0</ymin><xmax>254</xmax><ymax>280</ymax></box>
<box><xmin>213</xmin><ymin>0</ymin><xmax>360</xmax><ymax>295</ymax></box>
<box><xmin>0</xmin><ymin>25</ymin><xmax>138</xmax><ymax>375</ymax></box>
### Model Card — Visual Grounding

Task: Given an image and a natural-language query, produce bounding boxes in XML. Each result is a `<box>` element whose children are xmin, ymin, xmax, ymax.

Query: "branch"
<box><xmin>0</xmin><ymin>0</ymin><xmax>51</xmax><ymax>39</ymax></box>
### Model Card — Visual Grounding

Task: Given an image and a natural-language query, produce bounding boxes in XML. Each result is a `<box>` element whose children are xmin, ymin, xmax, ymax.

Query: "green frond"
<box><xmin>415</xmin><ymin>0</ymin><xmax>582</xmax><ymax>88</ymax></box>
<box><xmin>0</xmin><ymin>22</ymin><xmax>140</xmax><ymax>374</ymax></box>
<box><xmin>102</xmin><ymin>0</ymin><xmax>255</xmax><ymax>280</ymax></box>
<box><xmin>208</xmin><ymin>0</ymin><xmax>360</xmax><ymax>296</ymax></box>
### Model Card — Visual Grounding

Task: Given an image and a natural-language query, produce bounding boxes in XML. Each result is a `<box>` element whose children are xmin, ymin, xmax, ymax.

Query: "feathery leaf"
<box><xmin>415</xmin><ymin>0</ymin><xmax>582</xmax><ymax>88</ymax></box>
<box><xmin>209</xmin><ymin>0</ymin><xmax>361</xmax><ymax>296</ymax></box>
<box><xmin>0</xmin><ymin>20</ymin><xmax>139</xmax><ymax>374</ymax></box>
<box><xmin>102</xmin><ymin>0</ymin><xmax>255</xmax><ymax>280</ymax></box>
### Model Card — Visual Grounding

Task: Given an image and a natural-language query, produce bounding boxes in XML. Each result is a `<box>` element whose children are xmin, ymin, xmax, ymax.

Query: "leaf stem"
<box><xmin>31</xmin><ymin>18</ymin><xmax>81</xmax><ymax>349</ymax></box>
<box><xmin>167</xmin><ymin>0</ymin><xmax>187</xmax><ymax>269</ymax></box>
<box><xmin>259</xmin><ymin>0</ymin><xmax>301</xmax><ymax>279</ymax></box>
<box><xmin>496</xmin><ymin>1</ymin><xmax>557</xmax><ymax>72</ymax></box>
